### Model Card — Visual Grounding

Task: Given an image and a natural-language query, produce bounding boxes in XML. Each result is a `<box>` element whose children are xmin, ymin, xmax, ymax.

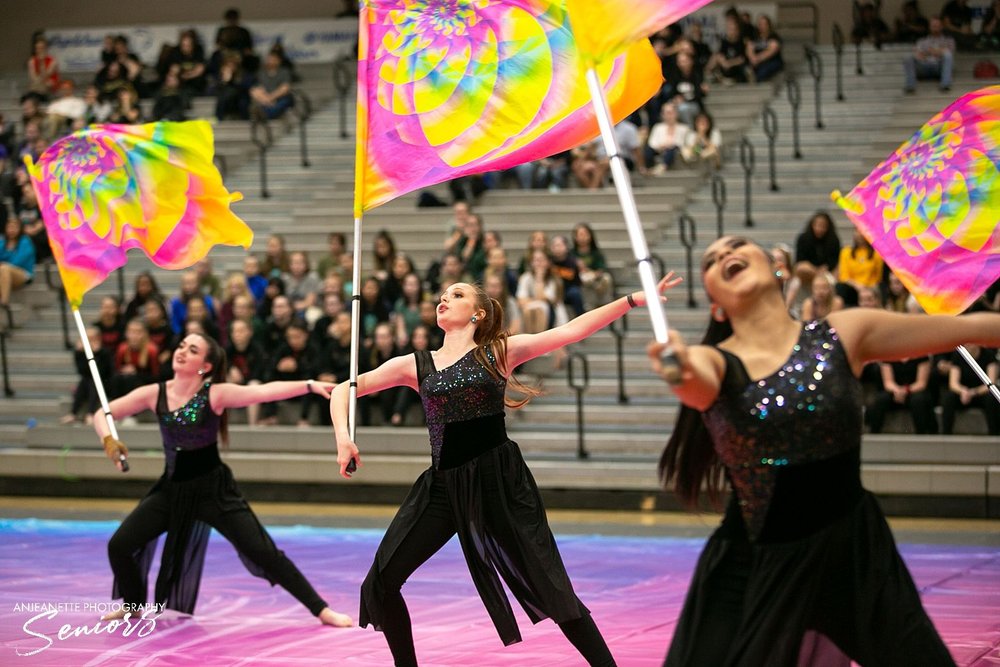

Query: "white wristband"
<box><xmin>305</xmin><ymin>379</ymin><xmax>314</xmax><ymax>395</ymax></box>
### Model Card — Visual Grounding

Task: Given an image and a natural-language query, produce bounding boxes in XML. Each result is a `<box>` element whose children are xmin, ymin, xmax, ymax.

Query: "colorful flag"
<box><xmin>25</xmin><ymin>121</ymin><xmax>253</xmax><ymax>307</ymax></box>
<box><xmin>566</xmin><ymin>0</ymin><xmax>715</xmax><ymax>66</ymax></box>
<box><xmin>355</xmin><ymin>0</ymin><xmax>662</xmax><ymax>216</ymax></box>
<box><xmin>832</xmin><ymin>86</ymin><xmax>1000</xmax><ymax>315</ymax></box>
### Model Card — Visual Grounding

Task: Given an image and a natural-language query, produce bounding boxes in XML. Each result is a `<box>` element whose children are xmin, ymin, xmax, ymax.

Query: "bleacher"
<box><xmin>0</xmin><ymin>40</ymin><xmax>997</xmax><ymax>516</ymax></box>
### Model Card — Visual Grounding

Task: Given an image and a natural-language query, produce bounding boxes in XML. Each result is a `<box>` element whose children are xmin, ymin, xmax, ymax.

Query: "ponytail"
<box><xmin>470</xmin><ymin>288</ymin><xmax>542</xmax><ymax>408</ymax></box>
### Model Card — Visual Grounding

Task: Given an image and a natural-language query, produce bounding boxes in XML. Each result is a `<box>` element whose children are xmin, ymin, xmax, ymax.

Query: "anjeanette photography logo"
<box><xmin>13</xmin><ymin>602</ymin><xmax>163</xmax><ymax>657</ymax></box>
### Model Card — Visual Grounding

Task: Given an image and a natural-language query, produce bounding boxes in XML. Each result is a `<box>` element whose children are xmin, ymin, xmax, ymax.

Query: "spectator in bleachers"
<box><xmin>884</xmin><ymin>271</ymin><xmax>919</xmax><ymax>313</ymax></box>
<box><xmin>746</xmin><ymin>15</ymin><xmax>784</xmax><ymax>82</ymax></box>
<box><xmin>243</xmin><ymin>253</ymin><xmax>267</xmax><ymax>301</ymax></box>
<box><xmin>358</xmin><ymin>321</ymin><xmax>401</xmax><ymax>426</ymax></box>
<box><xmin>17</xmin><ymin>183</ymin><xmax>51</xmax><ymax>263</ymax></box>
<box><xmin>152</xmin><ymin>70</ymin><xmax>188</xmax><ymax>122</ymax></box>
<box><xmin>0</xmin><ymin>217</ymin><xmax>34</xmax><ymax>308</ymax></box>
<box><xmin>596</xmin><ymin>119</ymin><xmax>643</xmax><ymax>175</ymax></box>
<box><xmin>573</xmin><ymin>223</ymin><xmax>613</xmax><ymax>310</ymax></box>
<box><xmin>164</xmin><ymin>30</ymin><xmax>207</xmax><ymax>97</ymax></box>
<box><xmin>681</xmin><ymin>111</ymin><xmax>723</xmax><ymax>171</ymax></box>
<box><xmin>82</xmin><ymin>85</ymin><xmax>113</xmax><ymax>124</ymax></box>
<box><xmin>392</xmin><ymin>272</ymin><xmax>424</xmax><ymax>348</ymax></box>
<box><xmin>99</xmin><ymin>34</ymin><xmax>116</xmax><ymax>67</ymax></box>
<box><xmin>94</xmin><ymin>295</ymin><xmax>125</xmax><ymax>351</ymax></box>
<box><xmin>318</xmin><ymin>311</ymin><xmax>353</xmax><ymax>385</ymax></box>
<box><xmin>107</xmin><ymin>35</ymin><xmax>144</xmax><ymax>96</ymax></box>
<box><xmin>486</xmin><ymin>246</ymin><xmax>518</xmax><ymax>296</ymax></box>
<box><xmin>283</xmin><ymin>251</ymin><xmax>322</xmax><ymax>323</ymax></box>
<box><xmin>941</xmin><ymin>0</ymin><xmax>977</xmax><ymax>50</ymax></box>
<box><xmin>382</xmin><ymin>253</ymin><xmax>416</xmax><ymax>309</ymax></box>
<box><xmin>550</xmin><ymin>235</ymin><xmax>585</xmax><ymax>317</ymax></box>
<box><xmin>770</xmin><ymin>243</ymin><xmax>801</xmax><ymax>313</ymax></box>
<box><xmin>867</xmin><ymin>356</ymin><xmax>938</xmax><ymax>434</ymax></box>
<box><xmin>800</xmin><ymin>271</ymin><xmax>845</xmax><ymax>322</ymax></box>
<box><xmin>942</xmin><ymin>344</ymin><xmax>1000</xmax><ymax>435</ymax></box>
<box><xmin>62</xmin><ymin>325</ymin><xmax>112</xmax><ymax>424</ymax></box>
<box><xmin>665</xmin><ymin>50</ymin><xmax>706</xmax><ymax>127</ymax></box>
<box><xmin>214</xmin><ymin>52</ymin><xmax>253</xmax><ymax>120</ymax></box>
<box><xmin>793</xmin><ymin>211</ymin><xmax>841</xmax><ymax>295</ymax></box>
<box><xmin>310</xmin><ymin>290</ymin><xmax>345</xmax><ymax>350</ymax></box>
<box><xmin>316</xmin><ymin>231</ymin><xmax>347</xmax><ymax>280</ymax></box>
<box><xmin>211</xmin><ymin>7</ymin><xmax>258</xmax><ymax>77</ymax></box>
<box><xmin>110</xmin><ymin>318</ymin><xmax>160</xmax><ymax>399</ymax></box>
<box><xmin>517</xmin><ymin>248</ymin><xmax>567</xmax><ymax>333</ymax></box>
<box><xmin>372</xmin><ymin>230</ymin><xmax>396</xmax><ymax>282</ymax></box>
<box><xmin>256</xmin><ymin>276</ymin><xmax>285</xmax><ymax>320</ymax></box>
<box><xmin>435</xmin><ymin>253</ymin><xmax>473</xmax><ymax>294</ymax></box>
<box><xmin>388</xmin><ymin>323</ymin><xmax>430</xmax><ymax>426</ymax></box>
<box><xmin>519</xmin><ymin>230</ymin><xmax>549</xmax><ymax>274</ymax></box>
<box><xmin>903</xmin><ymin>18</ymin><xmax>955</xmax><ymax>94</ymax></box>
<box><xmin>267</xmin><ymin>320</ymin><xmax>321</xmax><ymax>426</ymax></box>
<box><xmin>359</xmin><ymin>276</ymin><xmax>391</xmax><ymax>344</ymax></box>
<box><xmin>415</xmin><ymin>299</ymin><xmax>444</xmax><ymax>349</ymax></box>
<box><xmin>250</xmin><ymin>51</ymin><xmax>294</xmax><ymax>120</ymax></box>
<box><xmin>857</xmin><ymin>285</ymin><xmax>882</xmax><ymax>308</ymax></box>
<box><xmin>320</xmin><ymin>272</ymin><xmax>346</xmax><ymax>304</ymax></box>
<box><xmin>143</xmin><ymin>297</ymin><xmax>174</xmax><ymax>373</ymax></box>
<box><xmin>837</xmin><ymin>230</ymin><xmax>883</xmax><ymax>307</ymax></box>
<box><xmin>570</xmin><ymin>140</ymin><xmax>608</xmax><ymax>190</ymax></box>
<box><xmin>981</xmin><ymin>0</ymin><xmax>1000</xmax><ymax>49</ymax></box>
<box><xmin>107</xmin><ymin>87</ymin><xmax>143</xmax><ymax>125</ymax></box>
<box><xmin>707</xmin><ymin>15</ymin><xmax>749</xmax><ymax>85</ymax></box>
<box><xmin>181</xmin><ymin>295</ymin><xmax>219</xmax><ymax>344</ymax></box>
<box><xmin>685</xmin><ymin>23</ymin><xmax>712</xmax><ymax>72</ymax></box>
<box><xmin>94</xmin><ymin>61</ymin><xmax>133</xmax><ymax>105</ymax></box>
<box><xmin>260</xmin><ymin>293</ymin><xmax>294</xmax><ymax>348</ymax></box>
<box><xmin>124</xmin><ymin>271</ymin><xmax>166</xmax><ymax>324</ymax></box>
<box><xmin>16</xmin><ymin>120</ymin><xmax>42</xmax><ymax>163</ymax></box>
<box><xmin>511</xmin><ymin>152</ymin><xmax>571</xmax><ymax>191</ymax></box>
<box><xmin>170</xmin><ymin>270</ymin><xmax>216</xmax><ymax>334</ymax></box>
<box><xmin>225</xmin><ymin>318</ymin><xmax>267</xmax><ymax>425</ymax></box>
<box><xmin>484</xmin><ymin>271</ymin><xmax>522</xmax><ymax>335</ymax></box>
<box><xmin>645</xmin><ymin>102</ymin><xmax>690</xmax><ymax>175</ymax></box>
<box><xmin>442</xmin><ymin>201</ymin><xmax>472</xmax><ymax>256</ymax></box>
<box><xmin>45</xmin><ymin>81</ymin><xmax>87</xmax><ymax>136</ymax></box>
<box><xmin>894</xmin><ymin>0</ymin><xmax>930</xmax><ymax>43</ymax></box>
<box><xmin>27</xmin><ymin>36</ymin><xmax>61</xmax><ymax>99</ymax></box>
<box><xmin>852</xmin><ymin>1</ymin><xmax>890</xmax><ymax>49</ymax></box>
<box><xmin>217</xmin><ymin>271</ymin><xmax>253</xmax><ymax>345</ymax></box>
<box><xmin>230</xmin><ymin>293</ymin><xmax>265</xmax><ymax>345</ymax></box>
<box><xmin>194</xmin><ymin>258</ymin><xmax>221</xmax><ymax>299</ymax></box>
<box><xmin>456</xmin><ymin>213</ymin><xmax>487</xmax><ymax>281</ymax></box>
<box><xmin>261</xmin><ymin>233</ymin><xmax>290</xmax><ymax>278</ymax></box>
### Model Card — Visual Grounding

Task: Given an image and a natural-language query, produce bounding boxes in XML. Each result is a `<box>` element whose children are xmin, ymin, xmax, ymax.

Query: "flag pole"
<box><xmin>71</xmin><ymin>306</ymin><xmax>128</xmax><ymax>472</ymax></box>
<box><xmin>348</xmin><ymin>216</ymin><xmax>364</xmax><ymax>445</ymax></box>
<box><xmin>956</xmin><ymin>344</ymin><xmax>1000</xmax><ymax>405</ymax></box>
<box><xmin>583</xmin><ymin>68</ymin><xmax>669</xmax><ymax>343</ymax></box>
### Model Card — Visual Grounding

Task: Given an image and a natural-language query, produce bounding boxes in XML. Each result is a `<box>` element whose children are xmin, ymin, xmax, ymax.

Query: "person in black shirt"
<box><xmin>894</xmin><ymin>0</ymin><xmax>930</xmax><ymax>42</ymax></box>
<box><xmin>707</xmin><ymin>14</ymin><xmax>748</xmax><ymax>83</ymax></box>
<box><xmin>866</xmin><ymin>356</ymin><xmax>938</xmax><ymax>433</ymax></box>
<box><xmin>794</xmin><ymin>212</ymin><xmax>841</xmax><ymax>294</ymax></box>
<box><xmin>941</xmin><ymin>345</ymin><xmax>999</xmax><ymax>435</ymax></box>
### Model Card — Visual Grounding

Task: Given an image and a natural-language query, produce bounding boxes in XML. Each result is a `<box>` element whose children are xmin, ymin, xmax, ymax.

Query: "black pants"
<box><xmin>866</xmin><ymin>390</ymin><xmax>938</xmax><ymax>434</ymax></box>
<box><xmin>941</xmin><ymin>391</ymin><xmax>1000</xmax><ymax>435</ymax></box>
<box><xmin>107</xmin><ymin>488</ymin><xmax>327</xmax><ymax>616</ymax></box>
<box><xmin>378</xmin><ymin>478</ymin><xmax>614</xmax><ymax>667</ymax></box>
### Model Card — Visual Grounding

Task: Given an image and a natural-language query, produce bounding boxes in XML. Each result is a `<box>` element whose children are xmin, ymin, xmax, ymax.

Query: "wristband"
<box><xmin>626</xmin><ymin>293</ymin><xmax>638</xmax><ymax>309</ymax></box>
<box><xmin>306</xmin><ymin>379</ymin><xmax>314</xmax><ymax>395</ymax></box>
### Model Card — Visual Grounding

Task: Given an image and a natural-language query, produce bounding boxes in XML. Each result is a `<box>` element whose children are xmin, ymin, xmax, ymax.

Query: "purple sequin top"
<box><xmin>157</xmin><ymin>381</ymin><xmax>221</xmax><ymax>476</ymax></box>
<box><xmin>702</xmin><ymin>321</ymin><xmax>864</xmax><ymax>541</ymax></box>
<box><xmin>419</xmin><ymin>348</ymin><xmax>506</xmax><ymax>469</ymax></box>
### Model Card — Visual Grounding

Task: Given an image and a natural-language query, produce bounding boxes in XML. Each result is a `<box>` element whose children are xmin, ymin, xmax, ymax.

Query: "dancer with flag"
<box><xmin>646</xmin><ymin>87</ymin><xmax>1000</xmax><ymax>665</ymax></box>
<box><xmin>26</xmin><ymin>121</ymin><xmax>353</xmax><ymax>626</ymax></box>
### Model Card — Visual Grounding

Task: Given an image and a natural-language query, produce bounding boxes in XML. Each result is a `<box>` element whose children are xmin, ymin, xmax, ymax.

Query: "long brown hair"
<box><xmin>469</xmin><ymin>283</ymin><xmax>542</xmax><ymax>408</ymax></box>
<box><xmin>191</xmin><ymin>332</ymin><xmax>229</xmax><ymax>448</ymax></box>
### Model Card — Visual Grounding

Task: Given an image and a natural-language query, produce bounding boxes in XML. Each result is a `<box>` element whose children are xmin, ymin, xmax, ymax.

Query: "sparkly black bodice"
<box><xmin>417</xmin><ymin>348</ymin><xmax>507</xmax><ymax>469</ymax></box>
<box><xmin>702</xmin><ymin>321</ymin><xmax>864</xmax><ymax>541</ymax></box>
<box><xmin>156</xmin><ymin>382</ymin><xmax>220</xmax><ymax>476</ymax></box>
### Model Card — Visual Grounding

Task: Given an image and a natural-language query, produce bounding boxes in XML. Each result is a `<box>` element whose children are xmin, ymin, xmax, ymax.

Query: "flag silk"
<box><xmin>25</xmin><ymin>121</ymin><xmax>253</xmax><ymax>307</ymax></box>
<box><xmin>566</xmin><ymin>0</ymin><xmax>715</xmax><ymax>66</ymax></box>
<box><xmin>833</xmin><ymin>86</ymin><xmax>1000</xmax><ymax>315</ymax></box>
<box><xmin>355</xmin><ymin>0</ymin><xmax>662</xmax><ymax>216</ymax></box>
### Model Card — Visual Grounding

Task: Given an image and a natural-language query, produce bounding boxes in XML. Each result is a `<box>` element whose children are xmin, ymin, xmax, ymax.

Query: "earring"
<box><xmin>470</xmin><ymin>315</ymin><xmax>478</xmax><ymax>323</ymax></box>
<box><xmin>774</xmin><ymin>270</ymin><xmax>784</xmax><ymax>279</ymax></box>
<box><xmin>712</xmin><ymin>306</ymin><xmax>726</xmax><ymax>322</ymax></box>
<box><xmin>197</xmin><ymin>369</ymin><xmax>205</xmax><ymax>376</ymax></box>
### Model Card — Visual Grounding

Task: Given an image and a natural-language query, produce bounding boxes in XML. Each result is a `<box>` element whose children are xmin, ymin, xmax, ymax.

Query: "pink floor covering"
<box><xmin>1</xmin><ymin>519</ymin><xmax>998</xmax><ymax>666</ymax></box>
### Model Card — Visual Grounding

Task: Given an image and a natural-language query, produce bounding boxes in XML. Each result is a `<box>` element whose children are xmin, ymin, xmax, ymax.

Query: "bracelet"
<box><xmin>626</xmin><ymin>293</ymin><xmax>638</xmax><ymax>309</ymax></box>
<box><xmin>305</xmin><ymin>379</ymin><xmax>314</xmax><ymax>395</ymax></box>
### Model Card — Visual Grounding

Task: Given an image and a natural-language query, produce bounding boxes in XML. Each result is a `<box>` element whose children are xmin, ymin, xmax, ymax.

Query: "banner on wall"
<box><xmin>45</xmin><ymin>18</ymin><xmax>359</xmax><ymax>72</ymax></box>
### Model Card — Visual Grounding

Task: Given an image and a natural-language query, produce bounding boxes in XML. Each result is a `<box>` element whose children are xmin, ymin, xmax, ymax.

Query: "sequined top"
<box><xmin>156</xmin><ymin>381</ymin><xmax>221</xmax><ymax>476</ymax></box>
<box><xmin>418</xmin><ymin>347</ymin><xmax>506</xmax><ymax>469</ymax></box>
<box><xmin>702</xmin><ymin>320</ymin><xmax>864</xmax><ymax>541</ymax></box>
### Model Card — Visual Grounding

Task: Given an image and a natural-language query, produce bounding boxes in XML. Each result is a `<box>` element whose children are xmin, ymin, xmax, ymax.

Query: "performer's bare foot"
<box><xmin>100</xmin><ymin>608</ymin><xmax>128</xmax><ymax>621</ymax></box>
<box><xmin>318</xmin><ymin>607</ymin><xmax>354</xmax><ymax>627</ymax></box>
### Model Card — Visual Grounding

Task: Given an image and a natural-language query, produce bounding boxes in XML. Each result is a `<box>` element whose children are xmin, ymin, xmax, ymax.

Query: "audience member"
<box><xmin>484</xmin><ymin>271</ymin><xmax>522</xmax><ymax>335</ymax></box>
<box><xmin>894</xmin><ymin>0</ymin><xmax>930</xmax><ymax>43</ymax></box>
<box><xmin>0</xmin><ymin>217</ymin><xmax>34</xmax><ymax>308</ymax></box>
<box><xmin>372</xmin><ymin>230</ymin><xmax>396</xmax><ymax>282</ymax></box>
<box><xmin>225</xmin><ymin>318</ymin><xmax>267</xmax><ymax>425</ymax></box>
<box><xmin>214</xmin><ymin>52</ymin><xmax>252</xmax><ymax>120</ymax></box>
<box><xmin>867</xmin><ymin>356</ymin><xmax>938</xmax><ymax>434</ymax></box>
<box><xmin>250</xmin><ymin>51</ymin><xmax>294</xmax><ymax>119</ymax></box>
<box><xmin>94</xmin><ymin>295</ymin><xmax>125</xmax><ymax>351</ymax></box>
<box><xmin>316</xmin><ymin>231</ymin><xmax>347</xmax><ymax>280</ymax></box>
<box><xmin>941</xmin><ymin>344</ymin><xmax>1000</xmax><ymax>435</ymax></box>
<box><xmin>169</xmin><ymin>270</ymin><xmax>216</xmax><ymax>334</ymax></box>
<box><xmin>124</xmin><ymin>271</ymin><xmax>165</xmax><ymax>322</ymax></box>
<box><xmin>358</xmin><ymin>322</ymin><xmax>401</xmax><ymax>426</ymax></box>
<box><xmin>261</xmin><ymin>233</ymin><xmax>290</xmax><ymax>278</ymax></box>
<box><xmin>681</xmin><ymin>111</ymin><xmax>723</xmax><ymax>170</ymax></box>
<box><xmin>645</xmin><ymin>102</ymin><xmax>690</xmax><ymax>174</ymax></box>
<box><xmin>573</xmin><ymin>222</ymin><xmax>613</xmax><ymax>310</ymax></box>
<box><xmin>152</xmin><ymin>70</ymin><xmax>188</xmax><ymax>122</ymax></box>
<box><xmin>517</xmin><ymin>248</ymin><xmax>566</xmax><ymax>334</ymax></box>
<box><xmin>549</xmin><ymin>235</ymin><xmax>585</xmax><ymax>317</ymax></box>
<box><xmin>794</xmin><ymin>211</ymin><xmax>841</xmax><ymax>293</ymax></box>
<box><xmin>392</xmin><ymin>272</ymin><xmax>424</xmax><ymax>348</ymax></box>
<box><xmin>903</xmin><ymin>17</ymin><xmax>955</xmax><ymax>94</ymax></box>
<box><xmin>747</xmin><ymin>15</ymin><xmax>784</xmax><ymax>82</ymax></box>
<box><xmin>940</xmin><ymin>0</ymin><xmax>976</xmax><ymax>50</ymax></box>
<box><xmin>110</xmin><ymin>318</ymin><xmax>160</xmax><ymax>399</ymax></box>
<box><xmin>837</xmin><ymin>230</ymin><xmax>883</xmax><ymax>306</ymax></box>
<box><xmin>27</xmin><ymin>36</ymin><xmax>61</xmax><ymax>99</ymax></box>
<box><xmin>243</xmin><ymin>253</ymin><xmax>268</xmax><ymax>301</ymax></box>
<box><xmin>706</xmin><ymin>14</ymin><xmax>749</xmax><ymax>84</ymax></box>
<box><xmin>283</xmin><ymin>251</ymin><xmax>322</xmax><ymax>323</ymax></box>
<box><xmin>800</xmin><ymin>271</ymin><xmax>845</xmax><ymax>321</ymax></box>
<box><xmin>61</xmin><ymin>326</ymin><xmax>112</xmax><ymax>424</ymax></box>
<box><xmin>267</xmin><ymin>319</ymin><xmax>320</xmax><ymax>426</ymax></box>
<box><xmin>852</xmin><ymin>1</ymin><xmax>891</xmax><ymax>48</ymax></box>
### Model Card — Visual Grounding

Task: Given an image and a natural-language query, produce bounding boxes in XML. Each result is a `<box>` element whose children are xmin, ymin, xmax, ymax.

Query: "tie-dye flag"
<box><xmin>566</xmin><ymin>0</ymin><xmax>715</xmax><ymax>66</ymax></box>
<box><xmin>832</xmin><ymin>86</ymin><xmax>1000</xmax><ymax>315</ymax></box>
<box><xmin>25</xmin><ymin>121</ymin><xmax>253</xmax><ymax>307</ymax></box>
<box><xmin>355</xmin><ymin>0</ymin><xmax>662</xmax><ymax>217</ymax></box>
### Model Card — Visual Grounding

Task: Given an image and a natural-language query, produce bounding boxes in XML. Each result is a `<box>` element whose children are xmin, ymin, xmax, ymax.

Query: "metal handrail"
<box><xmin>776</xmin><ymin>2</ymin><xmax>819</xmax><ymax>44</ymax></box>
<box><xmin>292</xmin><ymin>88</ymin><xmax>313</xmax><ymax>168</ymax></box>
<box><xmin>739</xmin><ymin>138</ymin><xmax>755</xmax><ymax>228</ymax></box>
<box><xmin>761</xmin><ymin>106</ymin><xmax>779</xmax><ymax>192</ymax></box>
<box><xmin>804</xmin><ymin>46</ymin><xmax>825</xmax><ymax>129</ymax></box>
<box><xmin>677</xmin><ymin>213</ymin><xmax>698</xmax><ymax>309</ymax></box>
<box><xmin>608</xmin><ymin>315</ymin><xmax>629</xmax><ymax>405</ymax></box>
<box><xmin>566</xmin><ymin>351</ymin><xmax>590</xmax><ymax>459</ymax></box>
<box><xmin>43</xmin><ymin>261</ymin><xmax>72</xmax><ymax>350</ymax></box>
<box><xmin>0</xmin><ymin>325</ymin><xmax>11</xmax><ymax>397</ymax></box>
<box><xmin>333</xmin><ymin>56</ymin><xmax>352</xmax><ymax>139</ymax></box>
<box><xmin>832</xmin><ymin>24</ymin><xmax>846</xmax><ymax>101</ymax></box>
<box><xmin>250</xmin><ymin>110</ymin><xmax>275</xmax><ymax>199</ymax></box>
<box><xmin>711</xmin><ymin>173</ymin><xmax>726</xmax><ymax>238</ymax></box>
<box><xmin>786</xmin><ymin>78</ymin><xmax>803</xmax><ymax>159</ymax></box>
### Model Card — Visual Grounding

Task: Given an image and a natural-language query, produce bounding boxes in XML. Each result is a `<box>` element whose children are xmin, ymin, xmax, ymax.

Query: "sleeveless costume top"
<box><xmin>702</xmin><ymin>320</ymin><xmax>864</xmax><ymax>542</ymax></box>
<box><xmin>157</xmin><ymin>381</ymin><xmax>221</xmax><ymax>478</ymax></box>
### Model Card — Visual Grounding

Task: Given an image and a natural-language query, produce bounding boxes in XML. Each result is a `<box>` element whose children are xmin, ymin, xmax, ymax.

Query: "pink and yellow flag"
<box><xmin>566</xmin><ymin>0</ymin><xmax>715</xmax><ymax>66</ymax></box>
<box><xmin>355</xmin><ymin>0</ymin><xmax>662</xmax><ymax>217</ymax></box>
<box><xmin>832</xmin><ymin>86</ymin><xmax>1000</xmax><ymax>315</ymax></box>
<box><xmin>25</xmin><ymin>121</ymin><xmax>253</xmax><ymax>307</ymax></box>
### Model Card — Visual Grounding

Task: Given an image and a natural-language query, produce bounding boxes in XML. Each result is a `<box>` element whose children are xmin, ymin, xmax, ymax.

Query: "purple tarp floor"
<box><xmin>1</xmin><ymin>519</ymin><xmax>998</xmax><ymax>666</ymax></box>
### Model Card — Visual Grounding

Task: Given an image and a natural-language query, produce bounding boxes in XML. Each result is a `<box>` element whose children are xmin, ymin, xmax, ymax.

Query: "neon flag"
<box><xmin>833</xmin><ymin>87</ymin><xmax>1000</xmax><ymax>315</ymax></box>
<box><xmin>566</xmin><ymin>0</ymin><xmax>715</xmax><ymax>66</ymax></box>
<box><xmin>25</xmin><ymin>121</ymin><xmax>253</xmax><ymax>307</ymax></box>
<box><xmin>355</xmin><ymin>0</ymin><xmax>662</xmax><ymax>217</ymax></box>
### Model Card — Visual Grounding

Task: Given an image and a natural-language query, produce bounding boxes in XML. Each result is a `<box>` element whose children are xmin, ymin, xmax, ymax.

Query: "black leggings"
<box><xmin>107</xmin><ymin>489</ymin><xmax>327</xmax><ymax>616</ymax></box>
<box><xmin>379</xmin><ymin>479</ymin><xmax>614</xmax><ymax>667</ymax></box>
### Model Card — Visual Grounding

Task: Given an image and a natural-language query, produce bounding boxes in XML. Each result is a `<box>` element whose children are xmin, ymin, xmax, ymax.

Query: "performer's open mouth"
<box><xmin>722</xmin><ymin>257</ymin><xmax>747</xmax><ymax>280</ymax></box>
